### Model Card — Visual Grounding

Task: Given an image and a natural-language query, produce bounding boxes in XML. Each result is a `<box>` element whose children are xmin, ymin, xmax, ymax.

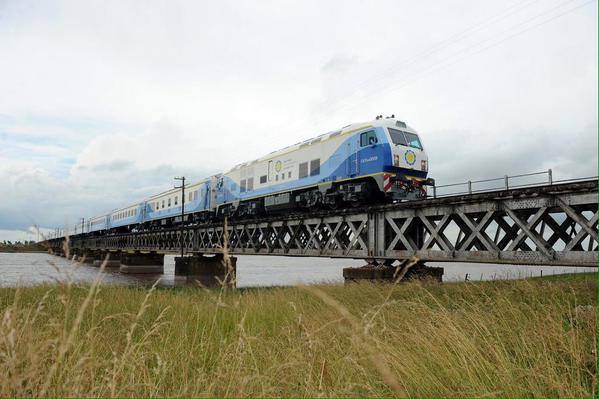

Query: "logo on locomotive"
<box><xmin>404</xmin><ymin>150</ymin><xmax>416</xmax><ymax>165</ymax></box>
<box><xmin>275</xmin><ymin>161</ymin><xmax>282</xmax><ymax>172</ymax></box>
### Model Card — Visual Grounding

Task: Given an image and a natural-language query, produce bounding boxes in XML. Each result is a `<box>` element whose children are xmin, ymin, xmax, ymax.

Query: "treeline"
<box><xmin>0</xmin><ymin>240</ymin><xmax>47</xmax><ymax>253</ymax></box>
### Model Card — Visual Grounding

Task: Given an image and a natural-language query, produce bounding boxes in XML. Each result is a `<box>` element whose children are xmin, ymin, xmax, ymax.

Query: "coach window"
<box><xmin>299</xmin><ymin>162</ymin><xmax>308</xmax><ymax>179</ymax></box>
<box><xmin>310</xmin><ymin>159</ymin><xmax>320</xmax><ymax>176</ymax></box>
<box><xmin>247</xmin><ymin>177</ymin><xmax>254</xmax><ymax>191</ymax></box>
<box><xmin>260</xmin><ymin>175</ymin><xmax>267</xmax><ymax>184</ymax></box>
<box><xmin>175</xmin><ymin>196</ymin><xmax>178</xmax><ymax>205</ymax></box>
<box><xmin>162</xmin><ymin>200</ymin><xmax>165</xmax><ymax>209</ymax></box>
<box><xmin>240</xmin><ymin>179</ymin><xmax>246</xmax><ymax>193</ymax></box>
<box><xmin>281</xmin><ymin>173</ymin><xmax>285</xmax><ymax>180</ymax></box>
<box><xmin>275</xmin><ymin>174</ymin><xmax>278</xmax><ymax>181</ymax></box>
<box><xmin>360</xmin><ymin>131</ymin><xmax>377</xmax><ymax>147</ymax></box>
<box><xmin>288</xmin><ymin>171</ymin><xmax>292</xmax><ymax>179</ymax></box>
<box><xmin>194</xmin><ymin>190</ymin><xmax>198</xmax><ymax>200</ymax></box>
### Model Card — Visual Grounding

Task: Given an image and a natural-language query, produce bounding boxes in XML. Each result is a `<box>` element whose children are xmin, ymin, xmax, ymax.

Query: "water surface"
<box><xmin>0</xmin><ymin>253</ymin><xmax>595</xmax><ymax>288</ymax></box>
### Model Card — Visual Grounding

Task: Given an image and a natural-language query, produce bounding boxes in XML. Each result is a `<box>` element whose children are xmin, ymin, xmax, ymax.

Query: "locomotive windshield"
<box><xmin>388</xmin><ymin>128</ymin><xmax>423</xmax><ymax>150</ymax></box>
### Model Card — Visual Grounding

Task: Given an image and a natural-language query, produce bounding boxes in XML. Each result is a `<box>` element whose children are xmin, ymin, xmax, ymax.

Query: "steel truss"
<box><xmin>62</xmin><ymin>181</ymin><xmax>598</xmax><ymax>266</ymax></box>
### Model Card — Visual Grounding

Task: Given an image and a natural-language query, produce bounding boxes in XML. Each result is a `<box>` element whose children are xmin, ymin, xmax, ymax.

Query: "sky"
<box><xmin>0</xmin><ymin>0</ymin><xmax>597</xmax><ymax>242</ymax></box>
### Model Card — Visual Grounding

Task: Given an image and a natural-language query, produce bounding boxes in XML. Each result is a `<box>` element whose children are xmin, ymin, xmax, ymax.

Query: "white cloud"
<box><xmin>0</xmin><ymin>0</ymin><xmax>596</xmax><ymax>239</ymax></box>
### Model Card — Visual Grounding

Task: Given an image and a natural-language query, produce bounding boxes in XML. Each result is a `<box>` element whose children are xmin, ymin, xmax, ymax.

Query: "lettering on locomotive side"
<box><xmin>360</xmin><ymin>156</ymin><xmax>378</xmax><ymax>163</ymax></box>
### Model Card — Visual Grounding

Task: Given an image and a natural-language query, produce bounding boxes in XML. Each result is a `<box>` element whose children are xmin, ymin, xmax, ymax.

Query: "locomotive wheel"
<box><xmin>326</xmin><ymin>196</ymin><xmax>339</xmax><ymax>210</ymax></box>
<box><xmin>307</xmin><ymin>191</ymin><xmax>322</xmax><ymax>208</ymax></box>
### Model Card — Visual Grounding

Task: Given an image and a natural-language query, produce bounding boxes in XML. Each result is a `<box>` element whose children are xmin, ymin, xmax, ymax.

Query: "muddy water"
<box><xmin>0</xmin><ymin>253</ymin><xmax>595</xmax><ymax>288</ymax></box>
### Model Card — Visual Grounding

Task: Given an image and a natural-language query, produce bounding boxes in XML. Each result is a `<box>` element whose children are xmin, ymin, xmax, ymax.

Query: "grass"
<box><xmin>0</xmin><ymin>268</ymin><xmax>596</xmax><ymax>397</ymax></box>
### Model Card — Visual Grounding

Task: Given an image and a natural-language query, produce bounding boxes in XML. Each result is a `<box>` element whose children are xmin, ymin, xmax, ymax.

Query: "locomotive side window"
<box><xmin>240</xmin><ymin>179</ymin><xmax>246</xmax><ymax>193</ymax></box>
<box><xmin>260</xmin><ymin>175</ymin><xmax>267</xmax><ymax>184</ymax></box>
<box><xmin>360</xmin><ymin>131</ymin><xmax>377</xmax><ymax>147</ymax></box>
<box><xmin>247</xmin><ymin>177</ymin><xmax>254</xmax><ymax>191</ymax></box>
<box><xmin>403</xmin><ymin>132</ymin><xmax>422</xmax><ymax>150</ymax></box>
<box><xmin>310</xmin><ymin>159</ymin><xmax>320</xmax><ymax>176</ymax></box>
<box><xmin>388</xmin><ymin>128</ymin><xmax>408</xmax><ymax>146</ymax></box>
<box><xmin>299</xmin><ymin>162</ymin><xmax>308</xmax><ymax>179</ymax></box>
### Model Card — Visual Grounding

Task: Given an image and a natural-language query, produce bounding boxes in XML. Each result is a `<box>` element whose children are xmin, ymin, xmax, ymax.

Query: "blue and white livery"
<box><xmin>55</xmin><ymin>116</ymin><xmax>432</xmax><ymax>237</ymax></box>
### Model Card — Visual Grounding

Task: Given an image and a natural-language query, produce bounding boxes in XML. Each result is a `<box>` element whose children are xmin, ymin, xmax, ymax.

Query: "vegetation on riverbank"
<box><xmin>0</xmin><ymin>240</ymin><xmax>46</xmax><ymax>253</ymax></box>
<box><xmin>0</xmin><ymin>271</ymin><xmax>595</xmax><ymax>397</ymax></box>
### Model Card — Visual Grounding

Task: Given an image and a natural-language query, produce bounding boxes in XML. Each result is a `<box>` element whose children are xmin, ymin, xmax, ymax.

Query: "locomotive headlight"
<box><xmin>421</xmin><ymin>160</ymin><xmax>428</xmax><ymax>171</ymax></box>
<box><xmin>394</xmin><ymin>154</ymin><xmax>400</xmax><ymax>166</ymax></box>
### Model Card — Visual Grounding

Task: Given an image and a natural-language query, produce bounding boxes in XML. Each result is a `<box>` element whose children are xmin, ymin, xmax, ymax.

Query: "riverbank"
<box><xmin>0</xmin><ymin>272</ymin><xmax>596</xmax><ymax>397</ymax></box>
<box><xmin>0</xmin><ymin>242</ymin><xmax>46</xmax><ymax>253</ymax></box>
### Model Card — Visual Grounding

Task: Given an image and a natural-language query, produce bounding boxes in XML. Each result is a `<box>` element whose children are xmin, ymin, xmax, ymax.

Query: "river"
<box><xmin>0</xmin><ymin>252</ymin><xmax>595</xmax><ymax>288</ymax></box>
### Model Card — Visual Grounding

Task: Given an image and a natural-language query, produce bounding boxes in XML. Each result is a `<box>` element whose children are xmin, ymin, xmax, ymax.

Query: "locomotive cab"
<box><xmin>382</xmin><ymin>119</ymin><xmax>433</xmax><ymax>200</ymax></box>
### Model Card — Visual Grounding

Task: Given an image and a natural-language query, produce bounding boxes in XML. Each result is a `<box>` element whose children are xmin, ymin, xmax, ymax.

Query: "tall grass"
<box><xmin>0</xmin><ymin>270</ymin><xmax>595</xmax><ymax>397</ymax></box>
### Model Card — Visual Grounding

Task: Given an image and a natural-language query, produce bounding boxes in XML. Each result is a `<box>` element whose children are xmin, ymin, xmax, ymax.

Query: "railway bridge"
<box><xmin>46</xmin><ymin>178</ymin><xmax>598</xmax><ymax>284</ymax></box>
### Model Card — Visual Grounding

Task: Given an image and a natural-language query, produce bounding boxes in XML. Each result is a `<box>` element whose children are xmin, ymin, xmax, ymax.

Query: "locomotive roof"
<box><xmin>231</xmin><ymin>117</ymin><xmax>413</xmax><ymax>170</ymax></box>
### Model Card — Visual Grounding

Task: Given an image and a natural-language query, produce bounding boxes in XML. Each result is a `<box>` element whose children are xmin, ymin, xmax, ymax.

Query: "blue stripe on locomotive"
<box><xmin>216</xmin><ymin>127</ymin><xmax>393</xmax><ymax>204</ymax></box>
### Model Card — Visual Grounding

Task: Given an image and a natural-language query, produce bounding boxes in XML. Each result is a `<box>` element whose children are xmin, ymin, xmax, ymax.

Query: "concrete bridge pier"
<box><xmin>79</xmin><ymin>250</ymin><xmax>98</xmax><ymax>264</ymax></box>
<box><xmin>343</xmin><ymin>259</ymin><xmax>443</xmax><ymax>283</ymax></box>
<box><xmin>175</xmin><ymin>254</ymin><xmax>236</xmax><ymax>287</ymax></box>
<box><xmin>92</xmin><ymin>251</ymin><xmax>122</xmax><ymax>268</ymax></box>
<box><xmin>120</xmin><ymin>252</ymin><xmax>164</xmax><ymax>274</ymax></box>
<box><xmin>70</xmin><ymin>249</ymin><xmax>81</xmax><ymax>262</ymax></box>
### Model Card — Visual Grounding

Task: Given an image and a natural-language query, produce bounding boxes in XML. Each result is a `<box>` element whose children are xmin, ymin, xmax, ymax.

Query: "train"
<box><xmin>54</xmin><ymin>116</ymin><xmax>433</xmax><ymax>238</ymax></box>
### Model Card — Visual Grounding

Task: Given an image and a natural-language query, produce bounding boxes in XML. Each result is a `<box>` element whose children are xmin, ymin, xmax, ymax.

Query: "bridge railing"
<box><xmin>428</xmin><ymin>169</ymin><xmax>597</xmax><ymax>198</ymax></box>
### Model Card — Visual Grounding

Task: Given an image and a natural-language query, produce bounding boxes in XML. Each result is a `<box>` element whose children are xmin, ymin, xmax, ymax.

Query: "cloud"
<box><xmin>0</xmin><ymin>0</ymin><xmax>596</xmax><ymax>239</ymax></box>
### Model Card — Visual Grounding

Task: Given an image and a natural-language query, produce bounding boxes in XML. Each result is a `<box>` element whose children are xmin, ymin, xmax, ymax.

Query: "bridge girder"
<box><xmin>51</xmin><ymin>181</ymin><xmax>598</xmax><ymax>267</ymax></box>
